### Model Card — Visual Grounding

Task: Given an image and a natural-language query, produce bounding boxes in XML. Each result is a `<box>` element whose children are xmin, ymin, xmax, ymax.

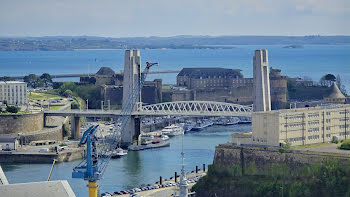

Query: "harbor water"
<box><xmin>2</xmin><ymin>124</ymin><xmax>250</xmax><ymax>196</ymax></box>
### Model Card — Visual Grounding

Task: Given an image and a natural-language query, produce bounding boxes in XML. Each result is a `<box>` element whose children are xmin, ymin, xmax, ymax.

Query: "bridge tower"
<box><xmin>121</xmin><ymin>50</ymin><xmax>142</xmax><ymax>146</ymax></box>
<box><xmin>253</xmin><ymin>49</ymin><xmax>271</xmax><ymax>112</ymax></box>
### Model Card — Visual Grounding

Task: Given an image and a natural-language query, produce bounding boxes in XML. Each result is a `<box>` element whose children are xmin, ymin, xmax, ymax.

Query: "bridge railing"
<box><xmin>136</xmin><ymin>101</ymin><xmax>253</xmax><ymax>116</ymax></box>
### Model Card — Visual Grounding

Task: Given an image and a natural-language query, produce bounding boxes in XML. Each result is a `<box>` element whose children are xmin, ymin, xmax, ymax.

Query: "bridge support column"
<box><xmin>70</xmin><ymin>116</ymin><xmax>81</xmax><ymax>139</ymax></box>
<box><xmin>43</xmin><ymin>114</ymin><xmax>47</xmax><ymax>127</ymax></box>
<box><xmin>121</xmin><ymin>116</ymin><xmax>141</xmax><ymax>147</ymax></box>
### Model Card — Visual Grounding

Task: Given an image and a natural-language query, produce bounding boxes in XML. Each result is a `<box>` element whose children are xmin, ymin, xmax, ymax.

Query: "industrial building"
<box><xmin>0</xmin><ymin>81</ymin><xmax>27</xmax><ymax>105</ymax></box>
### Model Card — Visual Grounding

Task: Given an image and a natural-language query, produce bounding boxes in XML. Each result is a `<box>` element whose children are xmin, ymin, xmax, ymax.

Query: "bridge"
<box><xmin>136</xmin><ymin>101</ymin><xmax>253</xmax><ymax>117</ymax></box>
<box><xmin>44</xmin><ymin>101</ymin><xmax>253</xmax><ymax>118</ymax></box>
<box><xmin>44</xmin><ymin>101</ymin><xmax>252</xmax><ymax>139</ymax></box>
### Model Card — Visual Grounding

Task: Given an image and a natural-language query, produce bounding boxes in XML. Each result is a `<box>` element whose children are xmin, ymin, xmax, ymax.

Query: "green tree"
<box><xmin>24</xmin><ymin>74</ymin><xmax>43</xmax><ymax>88</ymax></box>
<box><xmin>320</xmin><ymin>74</ymin><xmax>336</xmax><ymax>87</ymax></box>
<box><xmin>40</xmin><ymin>73</ymin><xmax>53</xmax><ymax>87</ymax></box>
<box><xmin>58</xmin><ymin>82</ymin><xmax>77</xmax><ymax>94</ymax></box>
<box><xmin>63</xmin><ymin>89</ymin><xmax>74</xmax><ymax>98</ymax></box>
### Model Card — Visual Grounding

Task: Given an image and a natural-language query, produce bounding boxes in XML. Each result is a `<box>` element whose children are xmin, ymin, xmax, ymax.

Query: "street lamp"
<box><xmin>86</xmin><ymin>99</ymin><xmax>88</xmax><ymax>111</ymax></box>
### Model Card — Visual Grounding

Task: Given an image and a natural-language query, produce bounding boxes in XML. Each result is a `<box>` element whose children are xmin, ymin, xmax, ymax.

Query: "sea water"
<box><xmin>0</xmin><ymin>45</ymin><xmax>349</xmax><ymax>91</ymax></box>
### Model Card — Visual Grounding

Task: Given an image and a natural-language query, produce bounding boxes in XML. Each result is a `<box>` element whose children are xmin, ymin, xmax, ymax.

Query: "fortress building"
<box><xmin>177</xmin><ymin>68</ymin><xmax>243</xmax><ymax>89</ymax></box>
<box><xmin>324</xmin><ymin>82</ymin><xmax>346</xmax><ymax>104</ymax></box>
<box><xmin>80</xmin><ymin>65</ymin><xmax>162</xmax><ymax>107</ymax></box>
<box><xmin>174</xmin><ymin>49</ymin><xmax>287</xmax><ymax>110</ymax></box>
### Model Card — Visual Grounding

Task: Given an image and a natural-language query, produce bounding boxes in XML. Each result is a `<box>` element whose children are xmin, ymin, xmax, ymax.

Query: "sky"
<box><xmin>0</xmin><ymin>0</ymin><xmax>349</xmax><ymax>37</ymax></box>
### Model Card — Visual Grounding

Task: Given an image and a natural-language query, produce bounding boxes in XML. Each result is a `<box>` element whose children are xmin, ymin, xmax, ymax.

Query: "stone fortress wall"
<box><xmin>0</xmin><ymin>112</ymin><xmax>44</xmax><ymax>134</ymax></box>
<box><xmin>173</xmin><ymin>66</ymin><xmax>287</xmax><ymax>109</ymax></box>
<box><xmin>214</xmin><ymin>144</ymin><xmax>350</xmax><ymax>172</ymax></box>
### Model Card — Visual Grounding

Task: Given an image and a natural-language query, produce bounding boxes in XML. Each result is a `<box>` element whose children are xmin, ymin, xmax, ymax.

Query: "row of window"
<box><xmin>252</xmin><ymin>137</ymin><xmax>267</xmax><ymax>143</ymax></box>
<box><xmin>289</xmin><ymin>137</ymin><xmax>304</xmax><ymax>142</ymax></box>
<box><xmin>308</xmin><ymin>127</ymin><xmax>319</xmax><ymax>132</ymax></box>
<box><xmin>308</xmin><ymin>120</ymin><xmax>319</xmax><ymax>125</ymax></box>
<box><xmin>308</xmin><ymin>135</ymin><xmax>320</xmax><ymax>140</ymax></box>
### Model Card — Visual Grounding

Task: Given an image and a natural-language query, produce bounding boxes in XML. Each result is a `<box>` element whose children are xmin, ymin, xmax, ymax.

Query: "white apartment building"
<box><xmin>250</xmin><ymin>104</ymin><xmax>350</xmax><ymax>147</ymax></box>
<box><xmin>0</xmin><ymin>81</ymin><xmax>27</xmax><ymax>105</ymax></box>
<box><xmin>232</xmin><ymin>82</ymin><xmax>349</xmax><ymax>147</ymax></box>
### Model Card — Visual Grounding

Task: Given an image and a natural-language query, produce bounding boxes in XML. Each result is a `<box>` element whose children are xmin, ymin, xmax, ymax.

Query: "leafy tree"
<box><xmin>58</xmin><ymin>82</ymin><xmax>77</xmax><ymax>94</ymax></box>
<box><xmin>320</xmin><ymin>74</ymin><xmax>336</xmax><ymax>87</ymax></box>
<box><xmin>63</xmin><ymin>89</ymin><xmax>74</xmax><ymax>98</ymax></box>
<box><xmin>336</xmin><ymin>74</ymin><xmax>347</xmax><ymax>95</ymax></box>
<box><xmin>40</xmin><ymin>73</ymin><xmax>52</xmax><ymax>87</ymax></box>
<box><xmin>24</xmin><ymin>74</ymin><xmax>43</xmax><ymax>88</ymax></box>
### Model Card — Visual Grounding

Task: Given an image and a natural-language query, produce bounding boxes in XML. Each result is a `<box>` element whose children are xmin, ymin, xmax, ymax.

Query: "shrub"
<box><xmin>59</xmin><ymin>143</ymin><xmax>67</xmax><ymax>147</ymax></box>
<box><xmin>71</xmin><ymin>102</ymin><xmax>80</xmax><ymax>109</ymax></box>
<box><xmin>339</xmin><ymin>140</ymin><xmax>350</xmax><ymax>150</ymax></box>
<box><xmin>49</xmin><ymin>146</ymin><xmax>55</xmax><ymax>152</ymax></box>
<box><xmin>6</xmin><ymin>105</ymin><xmax>19</xmax><ymax>113</ymax></box>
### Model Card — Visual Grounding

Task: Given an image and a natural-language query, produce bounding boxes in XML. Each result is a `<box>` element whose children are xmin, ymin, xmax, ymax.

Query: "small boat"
<box><xmin>141</xmin><ymin>138</ymin><xmax>153</xmax><ymax>145</ymax></box>
<box><xmin>160</xmin><ymin>135</ymin><xmax>169</xmax><ymax>141</ymax></box>
<box><xmin>238</xmin><ymin>117</ymin><xmax>252</xmax><ymax>124</ymax></box>
<box><xmin>183</xmin><ymin>122</ymin><xmax>195</xmax><ymax>133</ymax></box>
<box><xmin>191</xmin><ymin>120</ymin><xmax>213</xmax><ymax>131</ymax></box>
<box><xmin>111</xmin><ymin>148</ymin><xmax>128</xmax><ymax>158</ymax></box>
<box><xmin>162</xmin><ymin>124</ymin><xmax>184</xmax><ymax>136</ymax></box>
<box><xmin>224</xmin><ymin>118</ymin><xmax>240</xmax><ymax>126</ymax></box>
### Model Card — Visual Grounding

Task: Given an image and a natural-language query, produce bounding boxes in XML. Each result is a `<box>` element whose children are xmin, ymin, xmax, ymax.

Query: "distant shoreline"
<box><xmin>0</xmin><ymin>35</ymin><xmax>348</xmax><ymax>51</ymax></box>
<box><xmin>73</xmin><ymin>48</ymin><xmax>122</xmax><ymax>51</ymax></box>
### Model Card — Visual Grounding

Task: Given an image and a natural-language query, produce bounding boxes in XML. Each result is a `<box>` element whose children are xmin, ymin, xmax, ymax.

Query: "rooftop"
<box><xmin>324</xmin><ymin>82</ymin><xmax>345</xmax><ymax>99</ymax></box>
<box><xmin>254</xmin><ymin>104</ymin><xmax>350</xmax><ymax>115</ymax></box>
<box><xmin>177</xmin><ymin>68</ymin><xmax>243</xmax><ymax>78</ymax></box>
<box><xmin>0</xmin><ymin>81</ymin><xmax>26</xmax><ymax>84</ymax></box>
<box><xmin>0</xmin><ymin>180</ymin><xmax>76</xmax><ymax>197</ymax></box>
<box><xmin>96</xmin><ymin>67</ymin><xmax>115</xmax><ymax>75</ymax></box>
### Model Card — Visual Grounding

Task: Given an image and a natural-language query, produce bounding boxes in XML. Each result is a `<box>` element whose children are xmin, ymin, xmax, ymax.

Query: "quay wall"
<box><xmin>0</xmin><ymin>112</ymin><xmax>44</xmax><ymax>135</ymax></box>
<box><xmin>214</xmin><ymin>143</ymin><xmax>350</xmax><ymax>172</ymax></box>
<box><xmin>0</xmin><ymin>149</ymin><xmax>84</xmax><ymax>163</ymax></box>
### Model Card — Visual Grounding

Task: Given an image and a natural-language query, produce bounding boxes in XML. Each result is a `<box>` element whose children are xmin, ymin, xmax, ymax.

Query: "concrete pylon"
<box><xmin>253</xmin><ymin>49</ymin><xmax>271</xmax><ymax>112</ymax></box>
<box><xmin>121</xmin><ymin>50</ymin><xmax>141</xmax><ymax>146</ymax></box>
<box><xmin>70</xmin><ymin>116</ymin><xmax>81</xmax><ymax>139</ymax></box>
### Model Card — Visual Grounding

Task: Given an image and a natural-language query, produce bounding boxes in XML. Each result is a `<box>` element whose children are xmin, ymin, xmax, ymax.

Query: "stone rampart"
<box><xmin>0</xmin><ymin>112</ymin><xmax>43</xmax><ymax>135</ymax></box>
<box><xmin>214</xmin><ymin>144</ymin><xmax>350</xmax><ymax>172</ymax></box>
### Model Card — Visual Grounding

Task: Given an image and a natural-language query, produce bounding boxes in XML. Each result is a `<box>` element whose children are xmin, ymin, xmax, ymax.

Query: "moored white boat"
<box><xmin>111</xmin><ymin>148</ymin><xmax>128</xmax><ymax>158</ymax></box>
<box><xmin>162</xmin><ymin>124</ymin><xmax>184</xmax><ymax>136</ymax></box>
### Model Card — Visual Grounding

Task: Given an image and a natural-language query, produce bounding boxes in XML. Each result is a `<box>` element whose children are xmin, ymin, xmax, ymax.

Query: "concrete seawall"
<box><xmin>0</xmin><ymin>149</ymin><xmax>84</xmax><ymax>163</ymax></box>
<box><xmin>214</xmin><ymin>143</ymin><xmax>350</xmax><ymax>171</ymax></box>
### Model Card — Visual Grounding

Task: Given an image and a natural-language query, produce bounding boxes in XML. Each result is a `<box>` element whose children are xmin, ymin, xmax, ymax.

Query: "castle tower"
<box><xmin>253</xmin><ymin>49</ymin><xmax>271</xmax><ymax>112</ymax></box>
<box><xmin>121</xmin><ymin>50</ymin><xmax>141</xmax><ymax>146</ymax></box>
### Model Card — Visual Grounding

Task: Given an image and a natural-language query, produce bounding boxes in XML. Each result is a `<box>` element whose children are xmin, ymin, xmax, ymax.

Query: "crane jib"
<box><xmin>72</xmin><ymin>62</ymin><xmax>158</xmax><ymax>182</ymax></box>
